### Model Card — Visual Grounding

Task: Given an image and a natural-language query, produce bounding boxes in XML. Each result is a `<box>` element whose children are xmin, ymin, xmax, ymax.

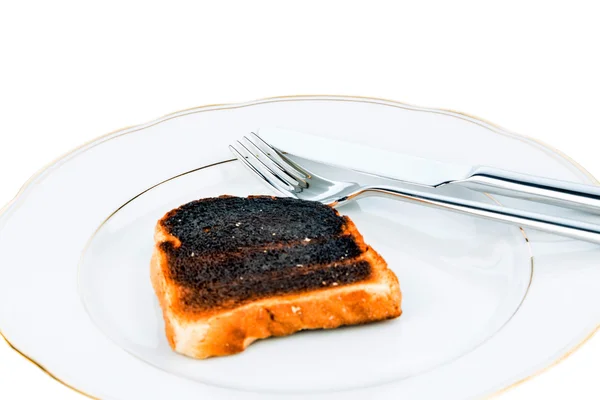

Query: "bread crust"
<box><xmin>151</xmin><ymin>204</ymin><xmax>402</xmax><ymax>359</ymax></box>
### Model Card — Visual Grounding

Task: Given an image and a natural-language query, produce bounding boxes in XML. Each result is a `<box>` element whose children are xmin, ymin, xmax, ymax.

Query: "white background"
<box><xmin>1</xmin><ymin>1</ymin><xmax>599</xmax><ymax>399</ymax></box>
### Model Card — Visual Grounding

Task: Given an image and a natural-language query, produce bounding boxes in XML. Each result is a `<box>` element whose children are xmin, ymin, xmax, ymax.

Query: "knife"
<box><xmin>258</xmin><ymin>127</ymin><xmax>600</xmax><ymax>213</ymax></box>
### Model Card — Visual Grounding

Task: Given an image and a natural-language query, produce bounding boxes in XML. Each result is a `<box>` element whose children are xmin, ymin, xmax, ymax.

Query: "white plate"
<box><xmin>1</xmin><ymin>95</ymin><xmax>599</xmax><ymax>400</ymax></box>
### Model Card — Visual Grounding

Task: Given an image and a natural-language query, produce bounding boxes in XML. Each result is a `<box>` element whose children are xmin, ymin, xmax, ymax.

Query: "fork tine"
<box><xmin>229</xmin><ymin>145</ymin><xmax>294</xmax><ymax>197</ymax></box>
<box><xmin>241</xmin><ymin>136</ymin><xmax>308</xmax><ymax>188</ymax></box>
<box><xmin>229</xmin><ymin>143</ymin><xmax>299</xmax><ymax>196</ymax></box>
<box><xmin>236</xmin><ymin>140</ymin><xmax>302</xmax><ymax>193</ymax></box>
<box><xmin>249</xmin><ymin>132</ymin><xmax>311</xmax><ymax>180</ymax></box>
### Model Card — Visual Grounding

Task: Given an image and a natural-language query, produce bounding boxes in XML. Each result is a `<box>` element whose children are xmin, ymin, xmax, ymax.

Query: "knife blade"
<box><xmin>257</xmin><ymin>127</ymin><xmax>474</xmax><ymax>188</ymax></box>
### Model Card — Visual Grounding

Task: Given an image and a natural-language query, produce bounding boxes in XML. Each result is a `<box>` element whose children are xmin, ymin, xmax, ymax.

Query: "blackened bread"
<box><xmin>151</xmin><ymin>196</ymin><xmax>401</xmax><ymax>359</ymax></box>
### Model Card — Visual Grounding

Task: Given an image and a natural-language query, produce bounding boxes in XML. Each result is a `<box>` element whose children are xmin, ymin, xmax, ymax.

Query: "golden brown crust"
<box><xmin>192</xmin><ymin>277</ymin><xmax>400</xmax><ymax>358</ymax></box>
<box><xmin>151</xmin><ymin>247</ymin><xmax>401</xmax><ymax>358</ymax></box>
<box><xmin>151</xmin><ymin>204</ymin><xmax>402</xmax><ymax>359</ymax></box>
<box><xmin>150</xmin><ymin>248</ymin><xmax>176</xmax><ymax>349</ymax></box>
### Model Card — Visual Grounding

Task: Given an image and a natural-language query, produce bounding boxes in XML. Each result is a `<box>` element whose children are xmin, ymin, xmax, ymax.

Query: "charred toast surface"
<box><xmin>152</xmin><ymin>196</ymin><xmax>401</xmax><ymax>358</ymax></box>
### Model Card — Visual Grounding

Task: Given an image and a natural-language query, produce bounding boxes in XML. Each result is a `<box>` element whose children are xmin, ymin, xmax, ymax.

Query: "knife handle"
<box><xmin>454</xmin><ymin>167</ymin><xmax>600</xmax><ymax>213</ymax></box>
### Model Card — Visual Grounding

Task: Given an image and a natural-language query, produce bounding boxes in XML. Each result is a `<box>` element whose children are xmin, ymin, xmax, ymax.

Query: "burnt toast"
<box><xmin>151</xmin><ymin>196</ymin><xmax>401</xmax><ymax>359</ymax></box>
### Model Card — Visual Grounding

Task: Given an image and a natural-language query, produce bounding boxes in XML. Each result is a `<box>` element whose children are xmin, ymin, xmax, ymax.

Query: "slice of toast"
<box><xmin>151</xmin><ymin>196</ymin><xmax>401</xmax><ymax>359</ymax></box>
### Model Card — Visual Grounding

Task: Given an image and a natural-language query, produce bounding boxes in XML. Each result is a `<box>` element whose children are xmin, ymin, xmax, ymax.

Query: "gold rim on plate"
<box><xmin>0</xmin><ymin>95</ymin><xmax>597</xmax><ymax>399</ymax></box>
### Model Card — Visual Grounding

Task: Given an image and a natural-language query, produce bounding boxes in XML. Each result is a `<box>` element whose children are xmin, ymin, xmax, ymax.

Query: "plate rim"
<box><xmin>0</xmin><ymin>94</ymin><xmax>597</xmax><ymax>399</ymax></box>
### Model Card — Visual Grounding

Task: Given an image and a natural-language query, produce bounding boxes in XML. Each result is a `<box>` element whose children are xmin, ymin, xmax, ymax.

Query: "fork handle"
<box><xmin>453</xmin><ymin>167</ymin><xmax>600</xmax><ymax>213</ymax></box>
<box><xmin>357</xmin><ymin>186</ymin><xmax>600</xmax><ymax>245</ymax></box>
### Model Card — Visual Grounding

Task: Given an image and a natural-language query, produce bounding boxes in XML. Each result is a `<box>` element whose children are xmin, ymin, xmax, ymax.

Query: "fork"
<box><xmin>229</xmin><ymin>133</ymin><xmax>600</xmax><ymax>244</ymax></box>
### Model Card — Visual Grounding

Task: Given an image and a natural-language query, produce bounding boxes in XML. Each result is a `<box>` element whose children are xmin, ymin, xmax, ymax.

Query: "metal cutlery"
<box><xmin>230</xmin><ymin>132</ymin><xmax>600</xmax><ymax>245</ymax></box>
